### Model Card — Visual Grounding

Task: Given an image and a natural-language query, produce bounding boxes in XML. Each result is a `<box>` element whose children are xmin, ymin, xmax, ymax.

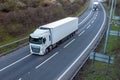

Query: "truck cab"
<box><xmin>29</xmin><ymin>28</ymin><xmax>51</xmax><ymax>55</ymax></box>
<box><xmin>92</xmin><ymin>2</ymin><xmax>99</xmax><ymax>11</ymax></box>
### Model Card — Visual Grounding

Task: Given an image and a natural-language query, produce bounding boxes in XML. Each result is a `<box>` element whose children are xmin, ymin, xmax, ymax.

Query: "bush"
<box><xmin>20</xmin><ymin>0</ymin><xmax>40</xmax><ymax>7</ymax></box>
<box><xmin>0</xmin><ymin>27</ymin><xmax>4</xmax><ymax>42</ymax></box>
<box><xmin>0</xmin><ymin>0</ymin><xmax>18</xmax><ymax>12</ymax></box>
<box><xmin>0</xmin><ymin>3</ymin><xmax>10</xmax><ymax>12</ymax></box>
<box><xmin>0</xmin><ymin>0</ymin><xmax>6</xmax><ymax>3</ymax></box>
<box><xmin>0</xmin><ymin>0</ymin><xmax>87</xmax><ymax>42</ymax></box>
<box><xmin>5</xmin><ymin>24</ymin><xmax>24</xmax><ymax>37</ymax></box>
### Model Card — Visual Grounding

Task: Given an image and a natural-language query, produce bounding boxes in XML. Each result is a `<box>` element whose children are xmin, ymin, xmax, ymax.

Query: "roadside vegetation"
<box><xmin>75</xmin><ymin>35</ymin><xmax>120</xmax><ymax>80</ymax></box>
<box><xmin>73</xmin><ymin>0</ymin><xmax>120</xmax><ymax>80</ymax></box>
<box><xmin>0</xmin><ymin>0</ymin><xmax>88</xmax><ymax>54</ymax></box>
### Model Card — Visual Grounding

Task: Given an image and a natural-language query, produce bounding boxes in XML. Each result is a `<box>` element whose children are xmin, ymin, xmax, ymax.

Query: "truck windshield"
<box><xmin>29</xmin><ymin>36</ymin><xmax>43</xmax><ymax>44</ymax></box>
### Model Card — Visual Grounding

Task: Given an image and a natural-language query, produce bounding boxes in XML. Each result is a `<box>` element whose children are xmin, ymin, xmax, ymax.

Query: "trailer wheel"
<box><xmin>53</xmin><ymin>44</ymin><xmax>57</xmax><ymax>48</ymax></box>
<box><xmin>73</xmin><ymin>31</ymin><xmax>75</xmax><ymax>36</ymax></box>
<box><xmin>70</xmin><ymin>33</ymin><xmax>73</xmax><ymax>37</ymax></box>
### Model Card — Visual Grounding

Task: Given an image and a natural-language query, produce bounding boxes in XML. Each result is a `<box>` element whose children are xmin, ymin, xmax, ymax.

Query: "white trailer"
<box><xmin>29</xmin><ymin>17</ymin><xmax>78</xmax><ymax>55</ymax></box>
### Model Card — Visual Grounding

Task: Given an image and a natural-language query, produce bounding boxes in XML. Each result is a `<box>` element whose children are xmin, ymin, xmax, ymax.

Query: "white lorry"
<box><xmin>29</xmin><ymin>17</ymin><xmax>78</xmax><ymax>55</ymax></box>
<box><xmin>92</xmin><ymin>2</ymin><xmax>99</xmax><ymax>11</ymax></box>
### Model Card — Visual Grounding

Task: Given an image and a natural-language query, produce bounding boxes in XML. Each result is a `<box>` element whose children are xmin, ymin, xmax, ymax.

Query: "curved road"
<box><xmin>0</xmin><ymin>1</ymin><xmax>106</xmax><ymax>80</ymax></box>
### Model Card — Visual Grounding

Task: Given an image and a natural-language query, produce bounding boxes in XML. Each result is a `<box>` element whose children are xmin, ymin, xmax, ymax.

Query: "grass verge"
<box><xmin>78</xmin><ymin>24</ymin><xmax>120</xmax><ymax>80</ymax></box>
<box><xmin>0</xmin><ymin>38</ymin><xmax>28</xmax><ymax>56</ymax></box>
<box><xmin>111</xmin><ymin>24</ymin><xmax>120</xmax><ymax>31</ymax></box>
<box><xmin>0</xmin><ymin>26</ymin><xmax>35</xmax><ymax>55</ymax></box>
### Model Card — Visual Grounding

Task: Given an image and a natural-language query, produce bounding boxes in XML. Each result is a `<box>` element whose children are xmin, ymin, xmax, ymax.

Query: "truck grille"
<box><xmin>31</xmin><ymin>46</ymin><xmax>40</xmax><ymax>53</ymax></box>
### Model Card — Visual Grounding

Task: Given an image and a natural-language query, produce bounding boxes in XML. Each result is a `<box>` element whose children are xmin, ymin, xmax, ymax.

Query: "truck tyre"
<box><xmin>49</xmin><ymin>46</ymin><xmax>53</xmax><ymax>51</ymax></box>
<box><xmin>70</xmin><ymin>33</ymin><xmax>73</xmax><ymax>37</ymax></box>
<box><xmin>72</xmin><ymin>33</ymin><xmax>74</xmax><ymax>36</ymax></box>
<box><xmin>45</xmin><ymin>48</ymin><xmax>49</xmax><ymax>54</ymax></box>
<box><xmin>53</xmin><ymin>44</ymin><xmax>57</xmax><ymax>48</ymax></box>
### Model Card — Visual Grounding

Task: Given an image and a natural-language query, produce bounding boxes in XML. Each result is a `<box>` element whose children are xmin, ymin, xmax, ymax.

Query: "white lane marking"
<box><xmin>57</xmin><ymin>3</ymin><xmax>106</xmax><ymax>80</ymax></box>
<box><xmin>93</xmin><ymin>13</ymin><xmax>98</xmax><ymax>21</ymax></box>
<box><xmin>64</xmin><ymin>39</ymin><xmax>75</xmax><ymax>48</ymax></box>
<box><xmin>78</xmin><ymin>12</ymin><xmax>97</xmax><ymax>33</ymax></box>
<box><xmin>94</xmin><ymin>17</ymin><xmax>96</xmax><ymax>20</ymax></box>
<box><xmin>18</xmin><ymin>78</ymin><xmax>22</xmax><ymax>80</ymax></box>
<box><xmin>97</xmin><ymin>12</ymin><xmax>98</xmax><ymax>15</ymax></box>
<box><xmin>94</xmin><ymin>17</ymin><xmax>97</xmax><ymax>20</ymax></box>
<box><xmin>78</xmin><ymin>11</ymin><xmax>92</xmax><ymax>26</ymax></box>
<box><xmin>85</xmin><ymin>13</ymin><xmax>97</xmax><ymax>27</ymax></box>
<box><xmin>35</xmin><ymin>52</ymin><xmax>59</xmax><ymax>69</ymax></box>
<box><xmin>0</xmin><ymin>54</ymin><xmax>31</xmax><ymax>72</ymax></box>
<box><xmin>87</xmin><ymin>25</ymin><xmax>91</xmax><ymax>29</ymax></box>
<box><xmin>91</xmin><ymin>20</ymin><xmax>94</xmax><ymax>23</ymax></box>
<box><xmin>96</xmin><ymin>12</ymin><xmax>98</xmax><ymax>16</ymax></box>
<box><xmin>78</xmin><ymin>30</ymin><xmax>85</xmax><ymax>36</ymax></box>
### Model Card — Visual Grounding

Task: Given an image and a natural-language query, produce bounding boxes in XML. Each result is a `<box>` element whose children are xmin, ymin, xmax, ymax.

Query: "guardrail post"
<box><xmin>104</xmin><ymin>0</ymin><xmax>115</xmax><ymax>55</ymax></box>
<box><xmin>105</xmin><ymin>56</ymin><xmax>111</xmax><ymax>75</ymax></box>
<box><xmin>90</xmin><ymin>52</ymin><xmax>96</xmax><ymax>73</ymax></box>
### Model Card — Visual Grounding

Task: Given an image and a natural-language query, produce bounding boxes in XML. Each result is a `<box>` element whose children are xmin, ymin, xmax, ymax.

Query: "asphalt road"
<box><xmin>0</xmin><ymin>2</ymin><xmax>106</xmax><ymax>80</ymax></box>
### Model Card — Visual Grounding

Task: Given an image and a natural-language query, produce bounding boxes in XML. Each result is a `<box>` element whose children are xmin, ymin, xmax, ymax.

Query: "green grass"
<box><xmin>103</xmin><ymin>3</ymin><xmax>109</xmax><ymax>15</ymax></box>
<box><xmin>0</xmin><ymin>24</ymin><xmax>35</xmax><ymax>55</ymax></box>
<box><xmin>107</xmin><ymin>36</ymin><xmax>120</xmax><ymax>55</ymax></box>
<box><xmin>0</xmin><ymin>26</ymin><xmax>34</xmax><ymax>45</ymax></box>
<box><xmin>82</xmin><ymin>61</ymin><xmax>117</xmax><ymax>80</ymax></box>
<box><xmin>110</xmin><ymin>24</ymin><xmax>119</xmax><ymax>31</ymax></box>
<box><xmin>79</xmin><ymin>24</ymin><xmax>120</xmax><ymax>80</ymax></box>
<box><xmin>95</xmin><ymin>36</ymin><xmax>105</xmax><ymax>53</ymax></box>
<box><xmin>0</xmin><ymin>34</ymin><xmax>24</xmax><ymax>45</ymax></box>
<box><xmin>0</xmin><ymin>38</ymin><xmax>28</xmax><ymax>55</ymax></box>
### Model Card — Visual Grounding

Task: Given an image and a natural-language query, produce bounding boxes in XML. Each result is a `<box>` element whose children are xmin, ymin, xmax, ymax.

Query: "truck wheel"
<box><xmin>72</xmin><ymin>32</ymin><xmax>75</xmax><ymax>36</ymax></box>
<box><xmin>53</xmin><ymin>44</ymin><xmax>57</xmax><ymax>48</ymax></box>
<box><xmin>72</xmin><ymin>33</ymin><xmax>74</xmax><ymax>36</ymax></box>
<box><xmin>45</xmin><ymin>48</ymin><xmax>49</xmax><ymax>54</ymax></box>
<box><xmin>70</xmin><ymin>33</ymin><xmax>73</xmax><ymax>37</ymax></box>
<box><xmin>49</xmin><ymin>46</ymin><xmax>53</xmax><ymax>51</ymax></box>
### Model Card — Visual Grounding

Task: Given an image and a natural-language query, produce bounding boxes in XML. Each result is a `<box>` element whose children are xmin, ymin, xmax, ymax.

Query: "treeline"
<box><xmin>116</xmin><ymin>0</ymin><xmax>120</xmax><ymax>16</ymax></box>
<box><xmin>0</xmin><ymin>0</ymin><xmax>87</xmax><ymax>42</ymax></box>
<box><xmin>106</xmin><ymin>0</ymin><xmax>120</xmax><ymax>16</ymax></box>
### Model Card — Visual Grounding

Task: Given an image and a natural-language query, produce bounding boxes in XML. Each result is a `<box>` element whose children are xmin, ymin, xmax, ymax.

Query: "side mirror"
<box><xmin>43</xmin><ymin>38</ymin><xmax>46</xmax><ymax>44</ymax></box>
